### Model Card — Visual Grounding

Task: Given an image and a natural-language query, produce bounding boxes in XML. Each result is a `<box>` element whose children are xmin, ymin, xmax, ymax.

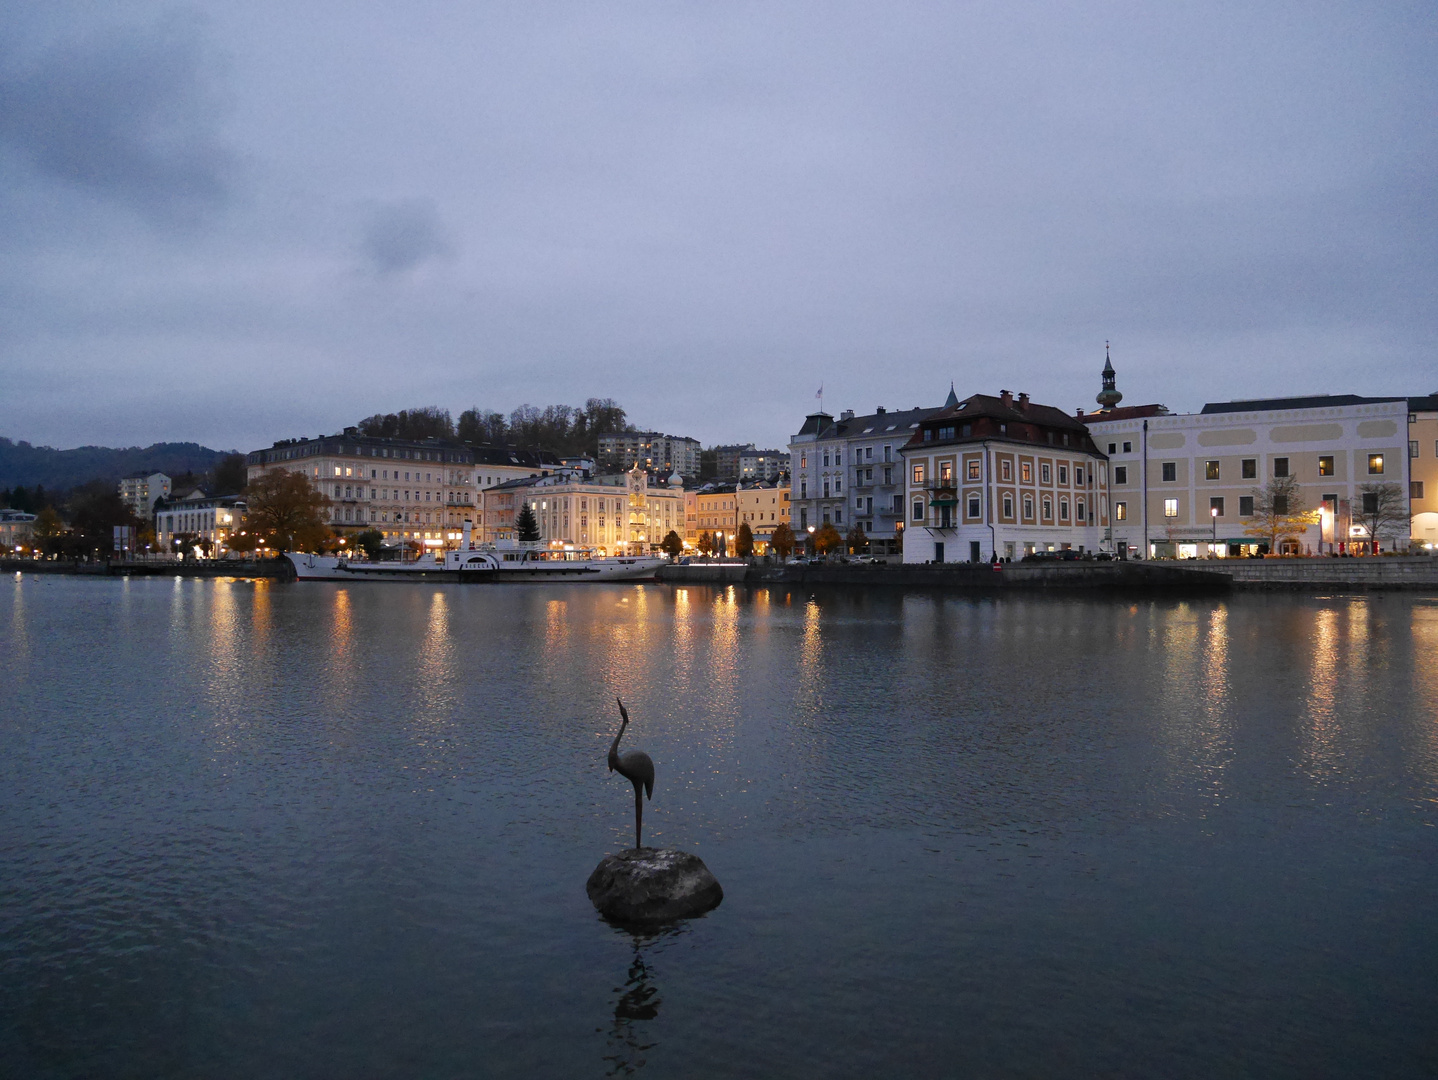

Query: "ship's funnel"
<box><xmin>463</xmin><ymin>519</ymin><xmax>473</xmax><ymax>549</ymax></box>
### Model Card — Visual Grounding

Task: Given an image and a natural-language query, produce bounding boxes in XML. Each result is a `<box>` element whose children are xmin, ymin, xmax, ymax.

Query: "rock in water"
<box><xmin>586</xmin><ymin>848</ymin><xmax>723</xmax><ymax>924</ymax></box>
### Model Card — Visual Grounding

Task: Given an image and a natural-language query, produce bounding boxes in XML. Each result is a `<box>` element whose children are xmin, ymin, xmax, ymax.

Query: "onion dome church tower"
<box><xmin>1095</xmin><ymin>342</ymin><xmax>1123</xmax><ymax>411</ymax></box>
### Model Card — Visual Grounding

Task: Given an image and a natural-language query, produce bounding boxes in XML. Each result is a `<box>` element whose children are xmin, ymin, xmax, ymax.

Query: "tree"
<box><xmin>812</xmin><ymin>522</ymin><xmax>843</xmax><ymax>555</ymax></box>
<box><xmin>1243</xmin><ymin>476</ymin><xmax>1319</xmax><ymax>554</ymax></box>
<box><xmin>353</xmin><ymin>528</ymin><xmax>386</xmax><ymax>559</ymax></box>
<box><xmin>1352</xmin><ymin>482</ymin><xmax>1407</xmax><ymax>553</ymax></box>
<box><xmin>212</xmin><ymin>454</ymin><xmax>248</xmax><ymax>496</ymax></box>
<box><xmin>33</xmin><ymin>506</ymin><xmax>65</xmax><ymax>556</ymax></box>
<box><xmin>245</xmin><ymin>470</ymin><xmax>333</xmax><ymax>552</ymax></box>
<box><xmin>458</xmin><ymin>408</ymin><xmax>507</xmax><ymax>444</ymax></box>
<box><xmin>845</xmin><ymin>523</ymin><xmax>869</xmax><ymax>555</ymax></box>
<box><xmin>357</xmin><ymin>407</ymin><xmax>454</xmax><ymax>440</ymax></box>
<box><xmin>770</xmin><ymin>521</ymin><xmax>795</xmax><ymax>559</ymax></box>
<box><xmin>515</xmin><ymin>501</ymin><xmax>541</xmax><ymax>542</ymax></box>
<box><xmin>660</xmin><ymin>530</ymin><xmax>683</xmax><ymax>559</ymax></box>
<box><xmin>697</xmin><ymin>530</ymin><xmax>715</xmax><ymax>557</ymax></box>
<box><xmin>735</xmin><ymin>520</ymin><xmax>754</xmax><ymax>558</ymax></box>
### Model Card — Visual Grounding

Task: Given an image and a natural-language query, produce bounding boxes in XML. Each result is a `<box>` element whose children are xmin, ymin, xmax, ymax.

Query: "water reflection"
<box><xmin>602</xmin><ymin>924</ymin><xmax>686</xmax><ymax>1076</ymax></box>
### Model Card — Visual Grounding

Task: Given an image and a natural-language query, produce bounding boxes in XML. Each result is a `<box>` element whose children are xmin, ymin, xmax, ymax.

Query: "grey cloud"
<box><xmin>0</xmin><ymin>13</ymin><xmax>234</xmax><ymax>226</ymax></box>
<box><xmin>361</xmin><ymin>199</ymin><xmax>453</xmax><ymax>274</ymax></box>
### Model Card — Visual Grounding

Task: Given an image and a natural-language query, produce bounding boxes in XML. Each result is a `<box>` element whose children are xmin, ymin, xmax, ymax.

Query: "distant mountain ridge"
<box><xmin>0</xmin><ymin>437</ymin><xmax>238</xmax><ymax>492</ymax></box>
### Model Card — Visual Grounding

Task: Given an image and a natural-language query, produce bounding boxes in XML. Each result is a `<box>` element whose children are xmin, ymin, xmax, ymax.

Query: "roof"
<box><xmin>1084</xmin><ymin>404</ymin><xmax>1171</xmax><ymax>423</ymax></box>
<box><xmin>1408</xmin><ymin>394</ymin><xmax>1438</xmax><ymax>412</ymax></box>
<box><xmin>905</xmin><ymin>393</ymin><xmax>1105</xmax><ymax>456</ymax></box>
<box><xmin>802</xmin><ymin>405</ymin><xmax>939</xmax><ymax>442</ymax></box>
<box><xmin>1199</xmin><ymin>394</ymin><xmax>1406</xmax><ymax>415</ymax></box>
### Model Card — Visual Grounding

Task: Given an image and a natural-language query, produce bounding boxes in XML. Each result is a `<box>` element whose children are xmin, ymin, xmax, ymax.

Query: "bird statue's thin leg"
<box><xmin>633</xmin><ymin>783</ymin><xmax>643</xmax><ymax>849</ymax></box>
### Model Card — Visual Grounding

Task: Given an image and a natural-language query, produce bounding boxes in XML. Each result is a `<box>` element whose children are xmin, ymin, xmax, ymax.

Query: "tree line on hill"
<box><xmin>0</xmin><ymin>437</ymin><xmax>239</xmax><ymax>492</ymax></box>
<box><xmin>355</xmin><ymin>398</ymin><xmax>633</xmax><ymax>459</ymax></box>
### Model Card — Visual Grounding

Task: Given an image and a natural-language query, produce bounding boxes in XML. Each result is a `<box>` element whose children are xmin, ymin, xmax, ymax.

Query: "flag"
<box><xmin>816</xmin><ymin>384</ymin><xmax>823</xmax><ymax>399</ymax></box>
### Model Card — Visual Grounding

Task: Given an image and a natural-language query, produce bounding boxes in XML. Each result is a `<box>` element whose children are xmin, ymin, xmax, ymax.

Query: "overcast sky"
<box><xmin>2</xmin><ymin>2</ymin><xmax>1434</xmax><ymax>454</ymax></box>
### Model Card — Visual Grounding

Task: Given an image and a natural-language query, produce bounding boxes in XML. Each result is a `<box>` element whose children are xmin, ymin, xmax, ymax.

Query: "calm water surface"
<box><xmin>2</xmin><ymin>576</ymin><xmax>1436</xmax><ymax>1078</ymax></box>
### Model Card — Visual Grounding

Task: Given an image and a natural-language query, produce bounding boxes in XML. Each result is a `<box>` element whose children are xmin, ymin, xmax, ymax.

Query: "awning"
<box><xmin>928</xmin><ymin>497</ymin><xmax>958</xmax><ymax>507</ymax></box>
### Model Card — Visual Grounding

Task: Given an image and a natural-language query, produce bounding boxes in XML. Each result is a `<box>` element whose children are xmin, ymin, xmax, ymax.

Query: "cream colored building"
<box><xmin>1410</xmin><ymin>393</ymin><xmax>1438</xmax><ymax>549</ymax></box>
<box><xmin>736</xmin><ymin>480</ymin><xmax>790</xmax><ymax>552</ymax></box>
<box><xmin>246</xmin><ymin>430</ymin><xmax>559</xmax><ymax>549</ymax></box>
<box><xmin>1085</xmin><ymin>394</ymin><xmax>1412</xmax><ymax>557</ymax></box>
<box><xmin>695</xmin><ymin>484</ymin><xmax>737</xmax><ymax>549</ymax></box>
<box><xmin>493</xmin><ymin>467</ymin><xmax>684</xmax><ymax>554</ymax></box>
<box><xmin>155</xmin><ymin>493</ymin><xmax>246</xmax><ymax>554</ymax></box>
<box><xmin>119</xmin><ymin>472</ymin><xmax>171</xmax><ymax>517</ymax></box>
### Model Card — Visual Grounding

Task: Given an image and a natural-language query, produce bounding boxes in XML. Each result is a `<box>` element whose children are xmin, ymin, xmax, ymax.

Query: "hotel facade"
<box><xmin>900</xmin><ymin>391</ymin><xmax>1111</xmax><ymax>563</ymax></box>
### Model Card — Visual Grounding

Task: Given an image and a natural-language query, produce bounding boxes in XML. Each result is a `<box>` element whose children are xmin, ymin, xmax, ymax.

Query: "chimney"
<box><xmin>876</xmin><ymin>406</ymin><xmax>886</xmax><ymax>414</ymax></box>
<box><xmin>1000</xmin><ymin>390</ymin><xmax>1013</xmax><ymax>408</ymax></box>
<box><xmin>1076</xmin><ymin>408</ymin><xmax>1086</xmax><ymax>418</ymax></box>
<box><xmin>840</xmin><ymin>409</ymin><xmax>855</xmax><ymax>421</ymax></box>
<box><xmin>1017</xmin><ymin>393</ymin><xmax>1029</xmax><ymax>410</ymax></box>
<box><xmin>462</xmin><ymin>519</ymin><xmax>473</xmax><ymax>549</ymax></box>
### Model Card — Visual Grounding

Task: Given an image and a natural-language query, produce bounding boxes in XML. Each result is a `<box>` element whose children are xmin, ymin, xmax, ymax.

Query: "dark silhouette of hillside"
<box><xmin>0</xmin><ymin>437</ymin><xmax>237</xmax><ymax>493</ymax></box>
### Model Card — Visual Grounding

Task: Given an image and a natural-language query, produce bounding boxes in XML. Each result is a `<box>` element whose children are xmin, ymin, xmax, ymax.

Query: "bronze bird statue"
<box><xmin>608</xmin><ymin>697</ymin><xmax>655</xmax><ymax>850</ymax></box>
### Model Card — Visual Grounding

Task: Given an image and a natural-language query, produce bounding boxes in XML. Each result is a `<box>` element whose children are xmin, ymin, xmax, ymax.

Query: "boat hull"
<box><xmin>285</xmin><ymin>553</ymin><xmax>663</xmax><ymax>583</ymax></box>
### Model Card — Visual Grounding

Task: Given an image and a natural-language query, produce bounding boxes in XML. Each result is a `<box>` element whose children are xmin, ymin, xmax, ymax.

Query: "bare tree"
<box><xmin>1243</xmin><ymin>476</ymin><xmax>1318</xmax><ymax>554</ymax></box>
<box><xmin>1352</xmin><ymin>482</ymin><xmax>1407</xmax><ymax>552</ymax></box>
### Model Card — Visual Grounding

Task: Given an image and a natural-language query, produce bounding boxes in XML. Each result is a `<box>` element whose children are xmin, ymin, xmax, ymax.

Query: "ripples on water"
<box><xmin>2</xmin><ymin>577</ymin><xmax>1436</xmax><ymax>1078</ymax></box>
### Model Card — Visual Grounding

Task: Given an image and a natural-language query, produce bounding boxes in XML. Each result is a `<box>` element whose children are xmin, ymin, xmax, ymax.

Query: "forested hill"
<box><xmin>0</xmin><ymin>437</ymin><xmax>237</xmax><ymax>492</ymax></box>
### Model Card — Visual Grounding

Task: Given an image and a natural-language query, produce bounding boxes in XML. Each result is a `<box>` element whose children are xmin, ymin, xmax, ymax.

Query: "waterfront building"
<box><xmin>247</xmin><ymin>430</ymin><xmax>559</xmax><ymax>549</ymax></box>
<box><xmin>901</xmin><ymin>391</ymin><xmax>1110</xmax><ymax>563</ymax></box>
<box><xmin>683</xmin><ymin>490</ymin><xmax>699</xmax><ymax>543</ymax></box>
<box><xmin>789</xmin><ymin>400</ymin><xmax>942</xmax><ymax>555</ymax></box>
<box><xmin>0</xmin><ymin>508</ymin><xmax>37</xmax><ymax>550</ymax></box>
<box><xmin>735</xmin><ymin>479</ymin><xmax>790</xmax><ymax>552</ymax></box>
<box><xmin>738</xmin><ymin>448</ymin><xmax>786</xmax><ymax>481</ymax></box>
<box><xmin>598</xmin><ymin>431</ymin><xmax>701</xmax><ymax>478</ymax></box>
<box><xmin>119</xmin><ymin>472</ymin><xmax>171</xmax><ymax>518</ymax></box>
<box><xmin>1083</xmin><ymin>362</ymin><xmax>1412</xmax><ymax>556</ymax></box>
<box><xmin>154</xmin><ymin>492</ymin><xmax>246</xmax><ymax>554</ymax></box>
<box><xmin>487</xmin><ymin>466</ymin><xmax>684</xmax><ymax>553</ymax></box>
<box><xmin>1412</xmin><ymin>394</ymin><xmax>1438</xmax><ymax>549</ymax></box>
<box><xmin>695</xmin><ymin>483</ymin><xmax>738</xmax><ymax>550</ymax></box>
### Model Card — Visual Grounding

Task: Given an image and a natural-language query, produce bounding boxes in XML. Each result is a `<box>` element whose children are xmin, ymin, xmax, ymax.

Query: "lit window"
<box><xmin>912</xmin><ymin>464</ymin><xmax>925</xmax><ymax>484</ymax></box>
<box><xmin>1205</xmin><ymin>460</ymin><xmax>1220</xmax><ymax>481</ymax></box>
<box><xmin>1021</xmin><ymin>462</ymin><xmax>1032</xmax><ymax>483</ymax></box>
<box><xmin>1318</xmin><ymin>455</ymin><xmax>1334</xmax><ymax>476</ymax></box>
<box><xmin>940</xmin><ymin>462</ymin><xmax>953</xmax><ymax>483</ymax></box>
<box><xmin>1115</xmin><ymin>501</ymin><xmax>1127</xmax><ymax>521</ymax></box>
<box><xmin>1368</xmin><ymin>454</ymin><xmax>1384</xmax><ymax>475</ymax></box>
<box><xmin>967</xmin><ymin>460</ymin><xmax>980</xmax><ymax>480</ymax></box>
<box><xmin>1164</xmin><ymin>498</ymin><xmax>1179</xmax><ymax>518</ymax></box>
<box><xmin>1001</xmin><ymin>460</ymin><xmax>1012</xmax><ymax>481</ymax></box>
<box><xmin>1210</xmin><ymin>496</ymin><xmax>1224</xmax><ymax>517</ymax></box>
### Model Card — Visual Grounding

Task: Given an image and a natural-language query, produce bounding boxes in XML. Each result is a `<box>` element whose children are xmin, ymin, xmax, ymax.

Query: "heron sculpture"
<box><xmin>608</xmin><ymin>697</ymin><xmax>655</xmax><ymax>849</ymax></box>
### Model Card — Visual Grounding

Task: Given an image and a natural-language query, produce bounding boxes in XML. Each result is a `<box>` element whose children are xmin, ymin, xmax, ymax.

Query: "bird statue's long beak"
<box><xmin>616</xmin><ymin>697</ymin><xmax>629</xmax><ymax>724</ymax></box>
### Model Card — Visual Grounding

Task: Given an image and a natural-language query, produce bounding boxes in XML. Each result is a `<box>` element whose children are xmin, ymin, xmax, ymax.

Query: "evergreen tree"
<box><xmin>515</xmin><ymin>501</ymin><xmax>541</xmax><ymax>542</ymax></box>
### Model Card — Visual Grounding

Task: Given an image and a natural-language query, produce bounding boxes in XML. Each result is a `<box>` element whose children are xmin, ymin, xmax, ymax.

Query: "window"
<box><xmin>1001</xmin><ymin>459</ymin><xmax>1012</xmax><ymax>481</ymax></box>
<box><xmin>823</xmin><ymin>481</ymin><xmax>830</xmax><ymax>498</ymax></box>
<box><xmin>1003</xmin><ymin>494</ymin><xmax>1013</xmax><ymax>517</ymax></box>
<box><xmin>1108</xmin><ymin>442</ymin><xmax>1117</xmax><ymax>454</ymax></box>
<box><xmin>1318</xmin><ymin>455</ymin><xmax>1334</xmax><ymax>476</ymax></box>
<box><xmin>1076</xmin><ymin>501</ymin><xmax>1086</xmax><ymax>521</ymax></box>
<box><xmin>823</xmin><ymin>451</ymin><xmax>830</xmax><ymax>467</ymax></box>
<box><xmin>1361</xmin><ymin>492</ymin><xmax>1379</xmax><ymax>514</ymax></box>
<box><xmin>1205</xmin><ymin>460</ymin><xmax>1220</xmax><ymax>481</ymax></box>
<box><xmin>1239</xmin><ymin>495</ymin><xmax>1254</xmax><ymax>516</ymax></box>
<box><xmin>800</xmin><ymin>452</ymin><xmax>807</xmax><ymax>469</ymax></box>
<box><xmin>1114</xmin><ymin>466</ymin><xmax>1128</xmax><ymax>485</ymax></box>
<box><xmin>1273</xmin><ymin>495</ymin><xmax>1288</xmax><ymax>514</ymax></box>
<box><xmin>940</xmin><ymin>462</ymin><xmax>953</xmax><ymax>483</ymax></box>
<box><xmin>1021</xmin><ymin>462</ymin><xmax>1032</xmax><ymax>483</ymax></box>
<box><xmin>1164</xmin><ymin>498</ymin><xmax>1178</xmax><ymax>518</ymax></box>
<box><xmin>1115</xmin><ymin>501</ymin><xmax>1127</xmax><ymax>521</ymax></box>
<box><xmin>913</xmin><ymin>500</ymin><xmax>924</xmax><ymax>522</ymax></box>
<box><xmin>912</xmin><ymin>464</ymin><xmax>925</xmax><ymax>484</ymax></box>
<box><xmin>1042</xmin><ymin>497</ymin><xmax>1052</xmax><ymax>518</ymax></box>
<box><xmin>835</xmin><ymin>509</ymin><xmax>842</xmax><ymax>524</ymax></box>
<box><xmin>1242</xmin><ymin>458</ymin><xmax>1256</xmax><ymax>479</ymax></box>
<box><xmin>1024</xmin><ymin>495</ymin><xmax>1034</xmax><ymax>518</ymax></box>
<box><xmin>1058</xmin><ymin>466</ymin><xmax>1068</xmax><ymax>485</ymax></box>
<box><xmin>966</xmin><ymin>459</ymin><xmax>980</xmax><ymax>480</ymax></box>
<box><xmin>1041</xmin><ymin>463</ymin><xmax>1052</xmax><ymax>483</ymax></box>
<box><xmin>894</xmin><ymin>494</ymin><xmax>904</xmax><ymax>513</ymax></box>
<box><xmin>884</xmin><ymin>467</ymin><xmax>892</xmax><ymax>484</ymax></box>
<box><xmin>1210</xmin><ymin>496</ymin><xmax>1225</xmax><ymax>517</ymax></box>
<box><xmin>962</xmin><ymin>423</ymin><xmax>972</xmax><ymax>438</ymax></box>
<box><xmin>1162</xmin><ymin>462</ymin><xmax>1176</xmax><ymax>482</ymax></box>
<box><xmin>1274</xmin><ymin>457</ymin><xmax>1289</xmax><ymax>478</ymax></box>
<box><xmin>1123</xmin><ymin>441</ymin><xmax>1132</xmax><ymax>453</ymax></box>
<box><xmin>800</xmin><ymin>481</ymin><xmax>807</xmax><ymax>499</ymax></box>
<box><xmin>938</xmin><ymin>426</ymin><xmax>955</xmax><ymax>440</ymax></box>
<box><xmin>1413</xmin><ymin>481</ymin><xmax>1425</xmax><ymax>500</ymax></box>
<box><xmin>967</xmin><ymin>496</ymin><xmax>980</xmax><ymax>517</ymax></box>
<box><xmin>1368</xmin><ymin>454</ymin><xmax>1384</xmax><ymax>474</ymax></box>
<box><xmin>1411</xmin><ymin>441</ymin><xmax>1419</xmax><ymax>458</ymax></box>
<box><xmin>834</xmin><ymin>478</ymin><xmax>842</xmax><ymax>493</ymax></box>
<box><xmin>865</xmin><ymin>446</ymin><xmax>873</xmax><ymax>460</ymax></box>
<box><xmin>884</xmin><ymin>445</ymin><xmax>891</xmax><ymax>462</ymax></box>
<box><xmin>1075</xmin><ymin>467</ymin><xmax>1084</xmax><ymax>485</ymax></box>
<box><xmin>1059</xmin><ymin>498</ymin><xmax>1069</xmax><ymax>520</ymax></box>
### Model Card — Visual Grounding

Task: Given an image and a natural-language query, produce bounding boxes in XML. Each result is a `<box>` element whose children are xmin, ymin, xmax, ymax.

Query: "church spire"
<box><xmin>1096</xmin><ymin>342</ymin><xmax>1122</xmax><ymax>411</ymax></box>
<box><xmin>944</xmin><ymin>382</ymin><xmax>959</xmax><ymax>409</ymax></box>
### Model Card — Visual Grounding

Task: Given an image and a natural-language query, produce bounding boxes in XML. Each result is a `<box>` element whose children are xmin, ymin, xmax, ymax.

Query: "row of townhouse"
<box><xmin>685</xmin><ymin>479</ymin><xmax>792</xmax><ymax>552</ymax></box>
<box><xmin>788</xmin><ymin>356</ymin><xmax>1435</xmax><ymax>562</ymax></box>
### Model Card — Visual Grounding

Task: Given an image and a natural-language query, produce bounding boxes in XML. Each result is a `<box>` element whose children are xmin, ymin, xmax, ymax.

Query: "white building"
<box><xmin>598</xmin><ymin>431</ymin><xmax>701</xmax><ymax>478</ymax></box>
<box><xmin>0</xmin><ymin>509</ymin><xmax>37</xmax><ymax>551</ymax></box>
<box><xmin>789</xmin><ymin>400</ymin><xmax>942</xmax><ymax>554</ymax></box>
<box><xmin>246</xmin><ymin>430</ymin><xmax>560</xmax><ymax>550</ymax></box>
<box><xmin>119</xmin><ymin>472</ymin><xmax>171</xmax><ymax>517</ymax></box>
<box><xmin>901</xmin><ymin>391</ymin><xmax>1111</xmax><ymax>563</ymax></box>
<box><xmin>155</xmin><ymin>493</ymin><xmax>246</xmax><ymax>555</ymax></box>
<box><xmin>490</xmin><ymin>465</ymin><xmax>685</xmax><ymax>554</ymax></box>
<box><xmin>738</xmin><ymin>448</ymin><xmax>786</xmax><ymax>481</ymax></box>
<box><xmin>1085</xmin><ymin>393</ymin><xmax>1412</xmax><ymax>557</ymax></box>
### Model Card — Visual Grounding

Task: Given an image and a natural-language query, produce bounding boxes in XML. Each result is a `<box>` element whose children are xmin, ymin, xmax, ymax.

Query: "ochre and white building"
<box><xmin>1085</xmin><ymin>392</ymin><xmax>1413</xmax><ymax>557</ymax></box>
<box><xmin>901</xmin><ymin>391</ymin><xmax>1111</xmax><ymax>563</ymax></box>
<box><xmin>488</xmin><ymin>466</ymin><xmax>684</xmax><ymax>554</ymax></box>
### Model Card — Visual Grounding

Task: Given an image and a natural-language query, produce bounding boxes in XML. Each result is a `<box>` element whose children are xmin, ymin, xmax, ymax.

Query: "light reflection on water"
<box><xmin>1</xmin><ymin>579</ymin><xmax>1436</xmax><ymax>1079</ymax></box>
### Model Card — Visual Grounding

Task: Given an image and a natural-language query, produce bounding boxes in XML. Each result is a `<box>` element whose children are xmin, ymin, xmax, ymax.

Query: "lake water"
<box><xmin>2</xmin><ymin>575</ymin><xmax>1436</xmax><ymax>1078</ymax></box>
